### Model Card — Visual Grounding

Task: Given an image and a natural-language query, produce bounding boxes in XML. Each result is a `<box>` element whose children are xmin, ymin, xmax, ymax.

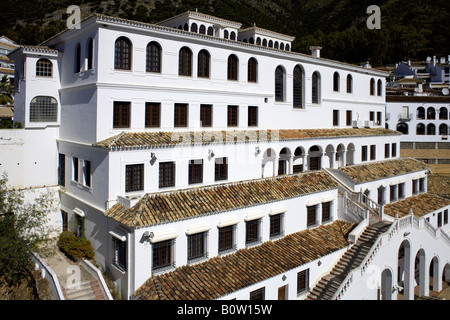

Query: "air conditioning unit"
<box><xmin>352</xmin><ymin>120</ymin><xmax>363</xmax><ymax>128</ymax></box>
<box><xmin>364</xmin><ymin>121</ymin><xmax>374</xmax><ymax>128</ymax></box>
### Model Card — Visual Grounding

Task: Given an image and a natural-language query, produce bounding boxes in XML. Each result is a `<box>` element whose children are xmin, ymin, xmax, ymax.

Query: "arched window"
<box><xmin>280</xmin><ymin>43</ymin><xmax>285</xmax><ymax>50</ymax></box>
<box><xmin>285</xmin><ymin>44</ymin><xmax>290</xmax><ymax>51</ymax></box>
<box><xmin>274</xmin><ymin>41</ymin><xmax>279</xmax><ymax>49</ymax></box>
<box><xmin>114</xmin><ymin>37</ymin><xmax>132</xmax><ymax>70</ymax></box>
<box><xmin>275</xmin><ymin>66</ymin><xmax>285</xmax><ymax>102</ymax></box>
<box><xmin>370</xmin><ymin>78</ymin><xmax>375</xmax><ymax>95</ymax></box>
<box><xmin>416</xmin><ymin>107</ymin><xmax>425</xmax><ymax>120</ymax></box>
<box><xmin>427</xmin><ymin>107</ymin><xmax>436</xmax><ymax>119</ymax></box>
<box><xmin>29</xmin><ymin>96</ymin><xmax>58</xmax><ymax>122</ymax></box>
<box><xmin>312</xmin><ymin>71</ymin><xmax>321</xmax><ymax>104</ymax></box>
<box><xmin>377</xmin><ymin>79</ymin><xmax>383</xmax><ymax>96</ymax></box>
<box><xmin>416</xmin><ymin>123</ymin><xmax>425</xmax><ymax>135</ymax></box>
<box><xmin>197</xmin><ymin>49</ymin><xmax>210</xmax><ymax>78</ymax></box>
<box><xmin>262</xmin><ymin>39</ymin><xmax>267</xmax><ymax>47</ymax></box>
<box><xmin>249</xmin><ymin>37</ymin><xmax>255</xmax><ymax>44</ymax></box>
<box><xmin>36</xmin><ymin>58</ymin><xmax>53</xmax><ymax>77</ymax></box>
<box><xmin>191</xmin><ymin>23</ymin><xmax>198</xmax><ymax>33</ymax></box>
<box><xmin>248</xmin><ymin>58</ymin><xmax>258</xmax><ymax>83</ymax></box>
<box><xmin>268</xmin><ymin>40</ymin><xmax>273</xmax><ymax>48</ymax></box>
<box><xmin>333</xmin><ymin>72</ymin><xmax>340</xmax><ymax>92</ymax></box>
<box><xmin>439</xmin><ymin>107</ymin><xmax>448</xmax><ymax>120</ymax></box>
<box><xmin>397</xmin><ymin>123</ymin><xmax>409</xmax><ymax>134</ymax></box>
<box><xmin>439</xmin><ymin>123</ymin><xmax>448</xmax><ymax>136</ymax></box>
<box><xmin>178</xmin><ymin>47</ymin><xmax>192</xmax><ymax>76</ymax></box>
<box><xmin>146</xmin><ymin>41</ymin><xmax>161</xmax><ymax>73</ymax></box>
<box><xmin>293</xmin><ymin>65</ymin><xmax>304</xmax><ymax>109</ymax></box>
<box><xmin>227</xmin><ymin>54</ymin><xmax>238</xmax><ymax>81</ymax></box>
<box><xmin>207</xmin><ymin>26</ymin><xmax>213</xmax><ymax>36</ymax></box>
<box><xmin>87</xmin><ymin>38</ymin><xmax>94</xmax><ymax>70</ymax></box>
<box><xmin>230</xmin><ymin>31</ymin><xmax>236</xmax><ymax>40</ymax></box>
<box><xmin>75</xmin><ymin>43</ymin><xmax>81</xmax><ymax>73</ymax></box>
<box><xmin>427</xmin><ymin>123</ymin><xmax>436</xmax><ymax>135</ymax></box>
<box><xmin>224</xmin><ymin>30</ymin><xmax>229</xmax><ymax>39</ymax></box>
<box><xmin>256</xmin><ymin>37</ymin><xmax>261</xmax><ymax>45</ymax></box>
<box><xmin>199</xmin><ymin>25</ymin><xmax>206</xmax><ymax>34</ymax></box>
<box><xmin>347</xmin><ymin>74</ymin><xmax>353</xmax><ymax>93</ymax></box>
<box><xmin>183</xmin><ymin>23</ymin><xmax>189</xmax><ymax>31</ymax></box>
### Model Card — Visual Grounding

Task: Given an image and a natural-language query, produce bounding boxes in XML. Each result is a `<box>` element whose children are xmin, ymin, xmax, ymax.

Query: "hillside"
<box><xmin>0</xmin><ymin>0</ymin><xmax>449</xmax><ymax>66</ymax></box>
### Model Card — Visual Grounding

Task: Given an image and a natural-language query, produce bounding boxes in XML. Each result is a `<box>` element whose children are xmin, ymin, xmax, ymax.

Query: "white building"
<box><xmin>5</xmin><ymin>11</ymin><xmax>450</xmax><ymax>300</ymax></box>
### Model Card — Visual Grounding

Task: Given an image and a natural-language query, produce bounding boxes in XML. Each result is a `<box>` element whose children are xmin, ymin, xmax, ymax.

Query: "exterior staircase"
<box><xmin>63</xmin><ymin>278</ymin><xmax>107</xmax><ymax>300</ymax></box>
<box><xmin>306</xmin><ymin>218</ymin><xmax>391</xmax><ymax>300</ymax></box>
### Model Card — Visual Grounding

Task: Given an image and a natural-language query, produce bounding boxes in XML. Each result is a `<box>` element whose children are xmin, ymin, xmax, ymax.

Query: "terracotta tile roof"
<box><xmin>427</xmin><ymin>175</ymin><xmax>450</xmax><ymax>199</ymax></box>
<box><xmin>340</xmin><ymin>158</ymin><xmax>428</xmax><ymax>184</ymax></box>
<box><xmin>383</xmin><ymin>193</ymin><xmax>450</xmax><ymax>218</ymax></box>
<box><xmin>133</xmin><ymin>220</ymin><xmax>355</xmax><ymax>300</ymax></box>
<box><xmin>94</xmin><ymin>128</ymin><xmax>399</xmax><ymax>150</ymax></box>
<box><xmin>104</xmin><ymin>171</ymin><xmax>339</xmax><ymax>228</ymax></box>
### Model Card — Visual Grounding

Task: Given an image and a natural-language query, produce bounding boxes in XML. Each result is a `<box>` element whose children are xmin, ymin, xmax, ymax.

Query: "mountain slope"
<box><xmin>0</xmin><ymin>0</ymin><xmax>448</xmax><ymax>66</ymax></box>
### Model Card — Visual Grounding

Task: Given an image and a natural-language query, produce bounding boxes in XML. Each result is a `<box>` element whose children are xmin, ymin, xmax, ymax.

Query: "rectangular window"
<box><xmin>361</xmin><ymin>146</ymin><xmax>368</xmax><ymax>162</ymax></box>
<box><xmin>174</xmin><ymin>103</ymin><xmax>188</xmax><ymax>127</ymax></box>
<box><xmin>269</xmin><ymin>213</ymin><xmax>283</xmax><ymax>238</ymax></box>
<box><xmin>245</xmin><ymin>219</ymin><xmax>261</xmax><ymax>245</ymax></box>
<box><xmin>248</xmin><ymin>106</ymin><xmax>258</xmax><ymax>127</ymax></box>
<box><xmin>113</xmin><ymin>101</ymin><xmax>130</xmax><ymax>129</ymax></box>
<box><xmin>370</xmin><ymin>111</ymin><xmax>375</xmax><ymax>122</ymax></box>
<box><xmin>377</xmin><ymin>112</ymin><xmax>382</xmax><ymax>125</ymax></box>
<box><xmin>444</xmin><ymin>209</ymin><xmax>448</xmax><ymax>225</ymax></box>
<box><xmin>112</xmin><ymin>237</ymin><xmax>127</xmax><ymax>272</ymax></box>
<box><xmin>398</xmin><ymin>182</ymin><xmax>405</xmax><ymax>200</ymax></box>
<box><xmin>391</xmin><ymin>143</ymin><xmax>397</xmax><ymax>157</ymax></box>
<box><xmin>370</xmin><ymin>145</ymin><xmax>376</xmax><ymax>161</ymax></box>
<box><xmin>385</xmin><ymin>144</ymin><xmax>390</xmax><ymax>158</ymax></box>
<box><xmin>152</xmin><ymin>239</ymin><xmax>175</xmax><ymax>271</ymax></box>
<box><xmin>73</xmin><ymin>157</ymin><xmax>79</xmax><ymax>182</ymax></box>
<box><xmin>215</xmin><ymin>157</ymin><xmax>228</xmax><ymax>181</ymax></box>
<box><xmin>58</xmin><ymin>153</ymin><xmax>65</xmax><ymax>187</ymax></box>
<box><xmin>412</xmin><ymin>179</ymin><xmax>419</xmax><ymax>195</ymax></box>
<box><xmin>346</xmin><ymin>110</ymin><xmax>352</xmax><ymax>126</ymax></box>
<box><xmin>419</xmin><ymin>178</ymin><xmax>425</xmax><ymax>193</ymax></box>
<box><xmin>297</xmin><ymin>269</ymin><xmax>309</xmax><ymax>294</ymax></box>
<box><xmin>159</xmin><ymin>162</ymin><xmax>175</xmax><ymax>188</ymax></box>
<box><xmin>249</xmin><ymin>287</ymin><xmax>265</xmax><ymax>300</ymax></box>
<box><xmin>322</xmin><ymin>202</ymin><xmax>331</xmax><ymax>223</ymax></box>
<box><xmin>84</xmin><ymin>160</ymin><xmax>91</xmax><ymax>188</ymax></box>
<box><xmin>227</xmin><ymin>105</ymin><xmax>238</xmax><ymax>127</ymax></box>
<box><xmin>333</xmin><ymin>110</ymin><xmax>339</xmax><ymax>126</ymax></box>
<box><xmin>307</xmin><ymin>205</ymin><xmax>317</xmax><ymax>226</ymax></box>
<box><xmin>378</xmin><ymin>187</ymin><xmax>385</xmax><ymax>205</ymax></box>
<box><xmin>200</xmin><ymin>104</ymin><xmax>212</xmax><ymax>127</ymax></box>
<box><xmin>187</xmin><ymin>232</ymin><xmax>208</xmax><ymax>262</ymax></box>
<box><xmin>218</xmin><ymin>225</ymin><xmax>236</xmax><ymax>253</ymax></box>
<box><xmin>390</xmin><ymin>185</ymin><xmax>397</xmax><ymax>203</ymax></box>
<box><xmin>145</xmin><ymin>102</ymin><xmax>161</xmax><ymax>128</ymax></box>
<box><xmin>438</xmin><ymin>212</ymin><xmax>443</xmax><ymax>228</ymax></box>
<box><xmin>125</xmin><ymin>164</ymin><xmax>144</xmax><ymax>193</ymax></box>
<box><xmin>188</xmin><ymin>159</ymin><xmax>203</xmax><ymax>185</ymax></box>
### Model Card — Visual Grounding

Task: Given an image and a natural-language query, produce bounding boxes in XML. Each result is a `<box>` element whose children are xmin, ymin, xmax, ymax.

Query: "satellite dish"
<box><xmin>442</xmin><ymin>88</ymin><xmax>449</xmax><ymax>96</ymax></box>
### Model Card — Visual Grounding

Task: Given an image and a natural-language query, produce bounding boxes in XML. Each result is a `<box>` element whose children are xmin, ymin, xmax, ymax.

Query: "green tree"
<box><xmin>0</xmin><ymin>173</ymin><xmax>57</xmax><ymax>288</ymax></box>
<box><xmin>0</xmin><ymin>75</ymin><xmax>14</xmax><ymax>106</ymax></box>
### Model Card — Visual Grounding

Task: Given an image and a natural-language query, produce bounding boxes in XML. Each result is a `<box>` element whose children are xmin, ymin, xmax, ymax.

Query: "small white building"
<box><xmin>4</xmin><ymin>11</ymin><xmax>450</xmax><ymax>300</ymax></box>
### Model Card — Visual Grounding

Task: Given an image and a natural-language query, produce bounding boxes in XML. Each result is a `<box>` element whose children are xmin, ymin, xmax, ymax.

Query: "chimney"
<box><xmin>310</xmin><ymin>46</ymin><xmax>322</xmax><ymax>58</ymax></box>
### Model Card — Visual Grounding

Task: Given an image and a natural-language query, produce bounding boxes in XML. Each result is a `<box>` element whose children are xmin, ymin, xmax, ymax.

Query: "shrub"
<box><xmin>58</xmin><ymin>231</ymin><xmax>95</xmax><ymax>261</ymax></box>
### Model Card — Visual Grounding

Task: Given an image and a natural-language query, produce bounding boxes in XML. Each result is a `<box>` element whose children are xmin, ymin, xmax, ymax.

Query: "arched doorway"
<box><xmin>415</xmin><ymin>249</ymin><xmax>427</xmax><ymax>298</ymax></box>
<box><xmin>429</xmin><ymin>256</ymin><xmax>440</xmax><ymax>292</ymax></box>
<box><xmin>336</xmin><ymin>144</ymin><xmax>346</xmax><ymax>168</ymax></box>
<box><xmin>381</xmin><ymin>268</ymin><xmax>393</xmax><ymax>300</ymax></box>
<box><xmin>278</xmin><ymin>147</ymin><xmax>291</xmax><ymax>176</ymax></box>
<box><xmin>325</xmin><ymin>144</ymin><xmax>335</xmax><ymax>169</ymax></box>
<box><xmin>346</xmin><ymin>143</ymin><xmax>355</xmax><ymax>166</ymax></box>
<box><xmin>398</xmin><ymin>240</ymin><xmax>413</xmax><ymax>300</ymax></box>
<box><xmin>262</xmin><ymin>148</ymin><xmax>276</xmax><ymax>178</ymax></box>
<box><xmin>308</xmin><ymin>145</ymin><xmax>322</xmax><ymax>171</ymax></box>
<box><xmin>293</xmin><ymin>147</ymin><xmax>305</xmax><ymax>173</ymax></box>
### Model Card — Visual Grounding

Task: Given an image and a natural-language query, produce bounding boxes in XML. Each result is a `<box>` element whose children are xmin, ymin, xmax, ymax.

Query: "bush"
<box><xmin>58</xmin><ymin>231</ymin><xmax>95</xmax><ymax>261</ymax></box>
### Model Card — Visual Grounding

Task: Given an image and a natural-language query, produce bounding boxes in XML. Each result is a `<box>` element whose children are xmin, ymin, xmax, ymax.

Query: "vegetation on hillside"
<box><xmin>0</xmin><ymin>0</ymin><xmax>448</xmax><ymax>66</ymax></box>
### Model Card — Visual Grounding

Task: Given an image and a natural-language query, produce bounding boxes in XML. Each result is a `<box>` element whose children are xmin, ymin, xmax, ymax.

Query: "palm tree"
<box><xmin>0</xmin><ymin>75</ymin><xmax>14</xmax><ymax>106</ymax></box>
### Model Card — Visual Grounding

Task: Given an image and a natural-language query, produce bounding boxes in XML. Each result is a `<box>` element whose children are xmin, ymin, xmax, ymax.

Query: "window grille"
<box><xmin>146</xmin><ymin>42</ymin><xmax>161</xmax><ymax>73</ymax></box>
<box><xmin>218</xmin><ymin>225</ymin><xmax>236</xmax><ymax>253</ymax></box>
<box><xmin>293</xmin><ymin>66</ymin><xmax>304</xmax><ymax>108</ymax></box>
<box><xmin>227</xmin><ymin>55</ymin><xmax>238</xmax><ymax>81</ymax></box>
<box><xmin>114</xmin><ymin>37</ymin><xmax>132</xmax><ymax>70</ymax></box>
<box><xmin>215</xmin><ymin>157</ymin><xmax>228</xmax><ymax>181</ymax></box>
<box><xmin>113</xmin><ymin>101</ymin><xmax>130</xmax><ymax>128</ymax></box>
<box><xmin>188</xmin><ymin>159</ymin><xmax>203</xmax><ymax>185</ymax></box>
<box><xmin>36</xmin><ymin>59</ymin><xmax>53</xmax><ymax>77</ymax></box>
<box><xmin>227</xmin><ymin>105</ymin><xmax>238</xmax><ymax>127</ymax></box>
<box><xmin>152</xmin><ymin>239</ymin><xmax>175</xmax><ymax>271</ymax></box>
<box><xmin>187</xmin><ymin>232</ymin><xmax>208</xmax><ymax>262</ymax></box>
<box><xmin>179</xmin><ymin>47</ymin><xmax>192</xmax><ymax>76</ymax></box>
<box><xmin>113</xmin><ymin>237</ymin><xmax>127</xmax><ymax>272</ymax></box>
<box><xmin>159</xmin><ymin>162</ymin><xmax>175</xmax><ymax>188</ymax></box>
<box><xmin>125</xmin><ymin>164</ymin><xmax>144</xmax><ymax>193</ymax></box>
<box><xmin>197</xmin><ymin>50</ymin><xmax>210</xmax><ymax>78</ymax></box>
<box><xmin>145</xmin><ymin>103</ymin><xmax>161</xmax><ymax>128</ymax></box>
<box><xmin>29</xmin><ymin>96</ymin><xmax>58</xmax><ymax>122</ymax></box>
